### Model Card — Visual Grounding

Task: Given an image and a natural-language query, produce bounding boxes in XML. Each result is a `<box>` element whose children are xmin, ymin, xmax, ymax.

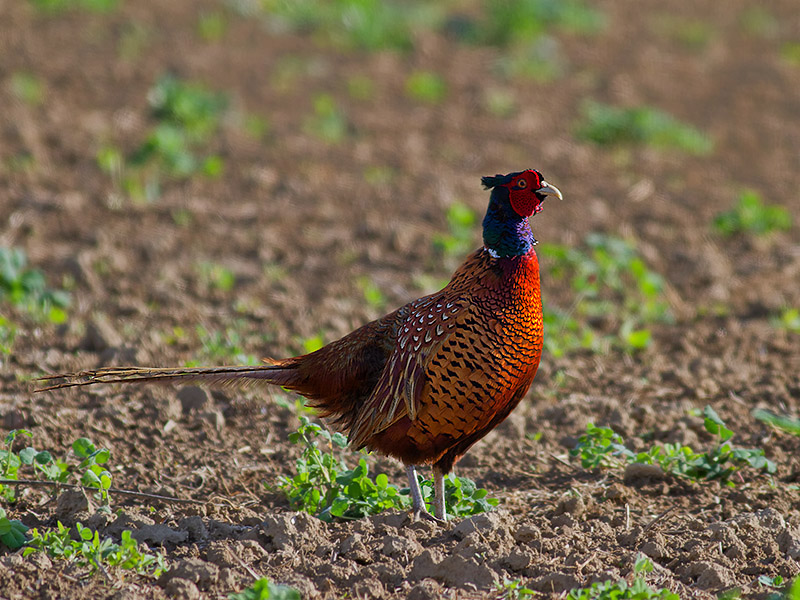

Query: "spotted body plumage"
<box><xmin>40</xmin><ymin>169</ymin><xmax>562</xmax><ymax>522</ymax></box>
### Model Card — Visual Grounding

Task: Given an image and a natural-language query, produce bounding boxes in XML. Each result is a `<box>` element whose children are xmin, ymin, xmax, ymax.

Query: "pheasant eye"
<box><xmin>517</xmin><ymin>179</ymin><xmax>527</xmax><ymax>189</ymax></box>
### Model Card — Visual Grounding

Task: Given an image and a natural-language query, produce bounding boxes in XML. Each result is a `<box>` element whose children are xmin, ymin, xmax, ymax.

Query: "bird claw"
<box><xmin>412</xmin><ymin>509</ymin><xmax>446</xmax><ymax>525</ymax></box>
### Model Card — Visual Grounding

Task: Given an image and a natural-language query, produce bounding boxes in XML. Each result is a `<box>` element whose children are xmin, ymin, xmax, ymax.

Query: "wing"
<box><xmin>347</xmin><ymin>293</ymin><xmax>469</xmax><ymax>448</ymax></box>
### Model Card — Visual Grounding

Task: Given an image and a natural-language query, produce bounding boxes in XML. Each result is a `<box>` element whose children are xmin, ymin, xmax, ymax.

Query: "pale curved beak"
<box><xmin>537</xmin><ymin>181</ymin><xmax>563</xmax><ymax>201</ymax></box>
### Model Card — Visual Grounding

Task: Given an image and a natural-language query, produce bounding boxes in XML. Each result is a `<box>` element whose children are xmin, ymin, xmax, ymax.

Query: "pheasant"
<box><xmin>40</xmin><ymin>169</ymin><xmax>562</xmax><ymax>521</ymax></box>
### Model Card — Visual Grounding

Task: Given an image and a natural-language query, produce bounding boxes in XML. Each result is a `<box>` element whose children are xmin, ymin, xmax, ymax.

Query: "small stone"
<box><xmin>164</xmin><ymin>577</ymin><xmax>200</xmax><ymax>600</ymax></box>
<box><xmin>623</xmin><ymin>463</ymin><xmax>666</xmax><ymax>484</ymax></box>
<box><xmin>513</xmin><ymin>524</ymin><xmax>540</xmax><ymax>544</ymax></box>
<box><xmin>55</xmin><ymin>489</ymin><xmax>93</xmax><ymax>522</ymax></box>
<box><xmin>778</xmin><ymin>527</ymin><xmax>800</xmax><ymax>559</ymax></box>
<box><xmin>408</xmin><ymin>579</ymin><xmax>441</xmax><ymax>600</ymax></box>
<box><xmin>452</xmin><ymin>511</ymin><xmax>502</xmax><ymax>540</ymax></box>
<box><xmin>352</xmin><ymin>577</ymin><xmax>384</xmax><ymax>599</ymax></box>
<box><xmin>179</xmin><ymin>516</ymin><xmax>209</xmax><ymax>542</ymax></box>
<box><xmin>178</xmin><ymin>387</ymin><xmax>211</xmax><ymax>413</ymax></box>
<box><xmin>501</xmin><ymin>547</ymin><xmax>534</xmax><ymax>571</ymax></box>
<box><xmin>161</xmin><ymin>558</ymin><xmax>219</xmax><ymax>590</ymax></box>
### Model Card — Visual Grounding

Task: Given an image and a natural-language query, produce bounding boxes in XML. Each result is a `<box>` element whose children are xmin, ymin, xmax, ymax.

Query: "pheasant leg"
<box><xmin>405</xmin><ymin>465</ymin><xmax>443</xmax><ymax>523</ymax></box>
<box><xmin>433</xmin><ymin>466</ymin><xmax>446</xmax><ymax>521</ymax></box>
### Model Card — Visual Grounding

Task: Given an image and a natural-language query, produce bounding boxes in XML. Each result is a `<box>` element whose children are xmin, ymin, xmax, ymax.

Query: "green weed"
<box><xmin>102</xmin><ymin>76</ymin><xmax>227</xmax><ymax>202</ymax></box>
<box><xmin>1</xmin><ymin>430</ymin><xmax>113</xmax><ymax>505</ymax></box>
<box><xmin>567</xmin><ymin>555</ymin><xmax>678</xmax><ymax>600</ymax></box>
<box><xmin>477</xmin><ymin>0</ymin><xmax>604</xmax><ymax>47</ymax></box>
<box><xmin>497</xmin><ymin>577</ymin><xmax>536</xmax><ymax>599</ymax></box>
<box><xmin>576</xmin><ymin>102</ymin><xmax>713</xmax><ymax>155</ymax></box>
<box><xmin>304</xmin><ymin>94</ymin><xmax>347</xmax><ymax>144</ymax></box>
<box><xmin>0</xmin><ymin>507</ymin><xmax>29</xmax><ymax>549</ymax></box>
<box><xmin>571</xmin><ymin>406</ymin><xmax>776</xmax><ymax>485</ymax></box>
<box><xmin>347</xmin><ymin>75</ymin><xmax>375</xmax><ymax>101</ymax></box>
<box><xmin>0</xmin><ymin>247</ymin><xmax>70</xmax><ymax>323</ymax></box>
<box><xmin>261</xmin><ymin>0</ymin><xmax>442</xmax><ymax>51</ymax></box>
<box><xmin>197</xmin><ymin>261</ymin><xmax>236</xmax><ymax>293</ymax></box>
<box><xmin>24</xmin><ymin>522</ymin><xmax>166</xmax><ymax>577</ymax></box>
<box><xmin>539</xmin><ymin>234</ymin><xmax>672</xmax><ymax>356</ymax></box>
<box><xmin>781</xmin><ymin>43</ymin><xmax>800</xmax><ymax>67</ymax></box>
<box><xmin>10</xmin><ymin>72</ymin><xmax>44</xmax><ymax>106</ymax></box>
<box><xmin>28</xmin><ymin>0</ymin><xmax>118</xmax><ymax>14</ymax></box>
<box><xmin>739</xmin><ymin>7</ymin><xmax>778</xmax><ymax>38</ymax></box>
<box><xmin>193</xmin><ymin>324</ymin><xmax>260</xmax><ymax>366</ymax></box>
<box><xmin>771</xmin><ymin>308</ymin><xmax>800</xmax><ymax>334</ymax></box>
<box><xmin>357</xmin><ymin>276</ymin><xmax>386</xmax><ymax>311</ymax></box>
<box><xmin>493</xmin><ymin>37</ymin><xmax>565</xmax><ymax>82</ymax></box>
<box><xmin>405</xmin><ymin>71</ymin><xmax>447</xmax><ymax>104</ymax></box>
<box><xmin>278</xmin><ymin>417</ymin><xmax>496</xmax><ymax>521</ymax></box>
<box><xmin>229</xmin><ymin>578</ymin><xmax>301</xmax><ymax>600</ymax></box>
<box><xmin>197</xmin><ymin>11</ymin><xmax>228</xmax><ymax>42</ymax></box>
<box><xmin>713</xmin><ymin>190</ymin><xmax>791</xmax><ymax>236</ymax></box>
<box><xmin>653</xmin><ymin>16</ymin><xmax>715</xmax><ymax>51</ymax></box>
<box><xmin>0</xmin><ymin>316</ymin><xmax>16</xmax><ymax>364</ymax></box>
<box><xmin>433</xmin><ymin>202</ymin><xmax>478</xmax><ymax>260</ymax></box>
<box><xmin>753</xmin><ymin>409</ymin><xmax>800</xmax><ymax>437</ymax></box>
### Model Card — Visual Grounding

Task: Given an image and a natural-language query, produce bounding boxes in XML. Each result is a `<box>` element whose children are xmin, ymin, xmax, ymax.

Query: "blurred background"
<box><xmin>0</xmin><ymin>0</ymin><xmax>798</xmax><ymax>381</ymax></box>
<box><xmin>1</xmin><ymin>3</ymin><xmax>799</xmax><ymax>596</ymax></box>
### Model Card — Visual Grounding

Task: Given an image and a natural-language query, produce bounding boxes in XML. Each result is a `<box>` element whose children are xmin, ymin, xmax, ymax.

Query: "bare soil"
<box><xmin>1</xmin><ymin>0</ymin><xmax>799</xmax><ymax>598</ymax></box>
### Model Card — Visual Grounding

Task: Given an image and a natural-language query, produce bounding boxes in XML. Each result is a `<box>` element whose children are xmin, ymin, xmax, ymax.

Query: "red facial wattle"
<box><xmin>509</xmin><ymin>189</ymin><xmax>543</xmax><ymax>217</ymax></box>
<box><xmin>507</xmin><ymin>170</ymin><xmax>543</xmax><ymax>217</ymax></box>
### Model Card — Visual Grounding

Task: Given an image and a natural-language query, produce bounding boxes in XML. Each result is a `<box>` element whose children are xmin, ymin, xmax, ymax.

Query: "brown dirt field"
<box><xmin>1</xmin><ymin>0</ymin><xmax>799</xmax><ymax>598</ymax></box>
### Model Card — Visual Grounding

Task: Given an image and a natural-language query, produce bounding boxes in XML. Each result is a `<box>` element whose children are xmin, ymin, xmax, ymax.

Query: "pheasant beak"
<box><xmin>537</xmin><ymin>181</ymin><xmax>563</xmax><ymax>201</ymax></box>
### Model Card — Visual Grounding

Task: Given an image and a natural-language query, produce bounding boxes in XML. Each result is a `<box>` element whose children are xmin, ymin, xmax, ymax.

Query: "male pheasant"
<box><xmin>40</xmin><ymin>169</ymin><xmax>562</xmax><ymax>521</ymax></box>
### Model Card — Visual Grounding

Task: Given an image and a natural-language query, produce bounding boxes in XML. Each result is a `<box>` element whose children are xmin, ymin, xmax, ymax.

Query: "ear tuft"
<box><xmin>481</xmin><ymin>174</ymin><xmax>513</xmax><ymax>189</ymax></box>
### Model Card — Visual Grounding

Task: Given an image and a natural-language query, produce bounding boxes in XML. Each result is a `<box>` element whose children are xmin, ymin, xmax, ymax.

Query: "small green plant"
<box><xmin>567</xmin><ymin>555</ymin><xmax>678</xmax><ymax>600</ymax></box>
<box><xmin>493</xmin><ymin>37</ymin><xmax>565</xmax><ymax>82</ymax></box>
<box><xmin>197</xmin><ymin>11</ymin><xmax>228</xmax><ymax>41</ymax></box>
<box><xmin>713</xmin><ymin>190</ymin><xmax>792</xmax><ymax>236</ymax></box>
<box><xmin>0</xmin><ymin>316</ymin><xmax>16</xmax><ymax>364</ymax></box>
<box><xmin>433</xmin><ymin>202</ymin><xmax>478</xmax><ymax>259</ymax></box>
<box><xmin>24</xmin><ymin>522</ymin><xmax>166</xmax><ymax>576</ymax></box>
<box><xmin>576</xmin><ymin>102</ymin><xmax>713</xmax><ymax>155</ymax></box>
<box><xmin>229</xmin><ymin>578</ymin><xmax>301</xmax><ymax>600</ymax></box>
<box><xmin>104</xmin><ymin>75</ymin><xmax>227</xmax><ymax>202</ymax></box>
<box><xmin>278</xmin><ymin>417</ymin><xmax>407</xmax><ymax>521</ymax></box>
<box><xmin>0</xmin><ymin>507</ymin><xmax>29</xmax><ymax>549</ymax></box>
<box><xmin>781</xmin><ymin>43</ymin><xmax>800</xmax><ymax>67</ymax></box>
<box><xmin>571</xmin><ymin>407</ymin><xmax>776</xmax><ymax>485</ymax></box>
<box><xmin>193</xmin><ymin>324</ymin><xmax>260</xmax><ymax>366</ymax></box>
<box><xmin>357</xmin><ymin>276</ymin><xmax>386</xmax><ymax>311</ymax></box>
<box><xmin>405</xmin><ymin>71</ymin><xmax>447</xmax><ymax>104</ymax></box>
<box><xmin>9</xmin><ymin>72</ymin><xmax>44</xmax><ymax>106</ymax></box>
<box><xmin>771</xmin><ymin>308</ymin><xmax>800</xmax><ymax>333</ymax></box>
<box><xmin>1</xmin><ymin>430</ymin><xmax>113</xmax><ymax>505</ymax></box>
<box><xmin>260</xmin><ymin>0</ymin><xmax>441</xmax><ymax>51</ymax></box>
<box><xmin>477</xmin><ymin>0</ymin><xmax>604</xmax><ymax>46</ymax></box>
<box><xmin>753</xmin><ymin>409</ymin><xmax>800</xmax><ymax>437</ymax></box>
<box><xmin>0</xmin><ymin>247</ymin><xmax>70</xmax><ymax>322</ymax></box>
<box><xmin>27</xmin><ymin>0</ymin><xmax>118</xmax><ymax>14</ymax></box>
<box><xmin>539</xmin><ymin>234</ymin><xmax>672</xmax><ymax>356</ymax></box>
<box><xmin>497</xmin><ymin>577</ymin><xmax>536</xmax><ymax>599</ymax></box>
<box><xmin>417</xmin><ymin>473</ymin><xmax>499</xmax><ymax>518</ymax></box>
<box><xmin>278</xmin><ymin>417</ymin><xmax>496</xmax><ymax>521</ymax></box>
<box><xmin>197</xmin><ymin>261</ymin><xmax>236</xmax><ymax>293</ymax></box>
<box><xmin>303</xmin><ymin>93</ymin><xmax>347</xmax><ymax>144</ymax></box>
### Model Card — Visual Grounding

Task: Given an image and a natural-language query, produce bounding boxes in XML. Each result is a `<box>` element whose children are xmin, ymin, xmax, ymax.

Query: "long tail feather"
<box><xmin>36</xmin><ymin>365</ymin><xmax>289</xmax><ymax>392</ymax></box>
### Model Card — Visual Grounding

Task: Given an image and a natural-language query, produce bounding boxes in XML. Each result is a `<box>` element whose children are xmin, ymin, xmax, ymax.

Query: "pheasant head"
<box><xmin>481</xmin><ymin>169</ymin><xmax>562</xmax><ymax>258</ymax></box>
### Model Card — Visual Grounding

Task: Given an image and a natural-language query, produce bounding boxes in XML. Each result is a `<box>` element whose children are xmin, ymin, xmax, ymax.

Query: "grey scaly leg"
<box><xmin>405</xmin><ymin>464</ymin><xmax>443</xmax><ymax>523</ymax></box>
<box><xmin>433</xmin><ymin>466</ymin><xmax>446</xmax><ymax>521</ymax></box>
